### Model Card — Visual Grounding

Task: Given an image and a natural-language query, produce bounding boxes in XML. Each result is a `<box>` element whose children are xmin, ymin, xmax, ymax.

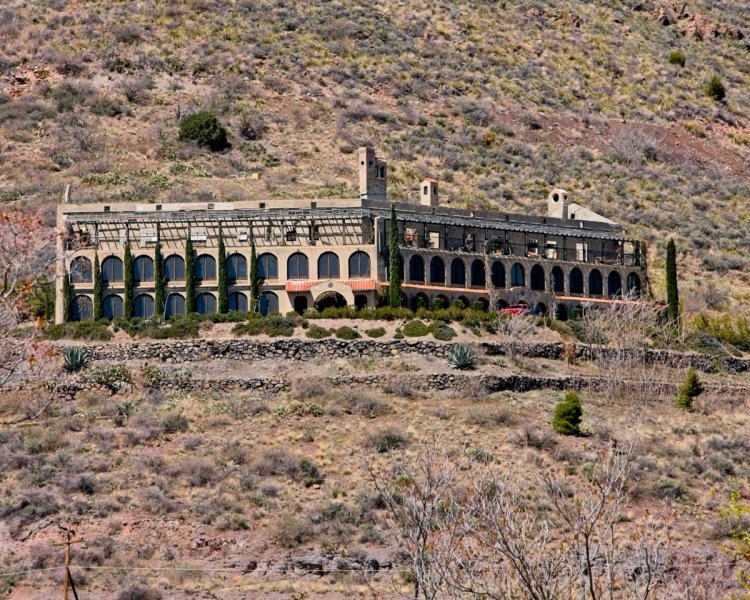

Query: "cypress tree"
<box><xmin>62</xmin><ymin>273</ymin><xmax>73</xmax><ymax>322</ymax></box>
<box><xmin>666</xmin><ymin>238</ymin><xmax>679</xmax><ymax>323</ymax></box>
<box><xmin>154</xmin><ymin>242</ymin><xmax>165</xmax><ymax>319</ymax></box>
<box><xmin>123</xmin><ymin>241</ymin><xmax>134</xmax><ymax>319</ymax></box>
<box><xmin>250</xmin><ymin>241</ymin><xmax>260</xmax><ymax>314</ymax></box>
<box><xmin>185</xmin><ymin>235</ymin><xmax>195</xmax><ymax>314</ymax></box>
<box><xmin>388</xmin><ymin>203</ymin><xmax>402</xmax><ymax>308</ymax></box>
<box><xmin>93</xmin><ymin>252</ymin><xmax>102</xmax><ymax>320</ymax></box>
<box><xmin>218</xmin><ymin>228</ymin><xmax>228</xmax><ymax>313</ymax></box>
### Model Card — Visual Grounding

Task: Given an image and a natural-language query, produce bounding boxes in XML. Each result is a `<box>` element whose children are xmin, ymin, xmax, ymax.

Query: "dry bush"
<box><xmin>382</xmin><ymin>376</ymin><xmax>416</xmax><ymax>398</ymax></box>
<box><xmin>250</xmin><ymin>448</ymin><xmax>299</xmax><ymax>478</ymax></box>
<box><xmin>336</xmin><ymin>387</ymin><xmax>391</xmax><ymax>417</ymax></box>
<box><xmin>465</xmin><ymin>406</ymin><xmax>515</xmax><ymax>427</ymax></box>
<box><xmin>274</xmin><ymin>513</ymin><xmax>312</xmax><ymax>548</ymax></box>
<box><xmin>292</xmin><ymin>377</ymin><xmax>328</xmax><ymax>400</ymax></box>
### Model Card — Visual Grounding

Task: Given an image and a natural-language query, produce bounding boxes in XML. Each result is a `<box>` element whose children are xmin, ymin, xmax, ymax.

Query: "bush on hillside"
<box><xmin>552</xmin><ymin>391</ymin><xmax>583</xmax><ymax>435</ymax></box>
<box><xmin>704</xmin><ymin>76</ymin><xmax>726</xmax><ymax>102</ymax></box>
<box><xmin>668</xmin><ymin>50</ymin><xmax>686</xmax><ymax>67</ymax></box>
<box><xmin>178</xmin><ymin>111</ymin><xmax>230</xmax><ymax>151</ymax></box>
<box><xmin>676</xmin><ymin>368</ymin><xmax>704</xmax><ymax>410</ymax></box>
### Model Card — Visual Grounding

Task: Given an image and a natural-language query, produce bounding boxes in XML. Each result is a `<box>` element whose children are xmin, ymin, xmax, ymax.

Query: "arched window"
<box><xmin>196</xmin><ymin>292</ymin><xmax>217</xmax><ymax>315</ymax></box>
<box><xmin>510</xmin><ymin>263</ymin><xmax>525</xmax><ymax>287</ymax></box>
<box><xmin>101</xmin><ymin>257</ymin><xmax>123</xmax><ymax>284</ymax></box>
<box><xmin>133</xmin><ymin>256</ymin><xmax>154</xmax><ymax>283</ymax></box>
<box><xmin>164</xmin><ymin>255</ymin><xmax>185</xmax><ymax>282</ymax></box>
<box><xmin>134</xmin><ymin>293</ymin><xmax>154</xmax><ymax>319</ymax></box>
<box><xmin>102</xmin><ymin>295</ymin><xmax>123</xmax><ymax>319</ymax></box>
<box><xmin>228</xmin><ymin>292</ymin><xmax>248</xmax><ymax>312</ymax></box>
<box><xmin>165</xmin><ymin>293</ymin><xmax>185</xmax><ymax>318</ymax></box>
<box><xmin>409</xmin><ymin>255</ymin><xmax>425</xmax><ymax>282</ymax></box>
<box><xmin>318</xmin><ymin>252</ymin><xmax>340</xmax><ymax>279</ymax></box>
<box><xmin>551</xmin><ymin>266</ymin><xmax>564</xmax><ymax>293</ymax></box>
<box><xmin>569</xmin><ymin>268</ymin><xmax>584</xmax><ymax>294</ymax></box>
<box><xmin>608</xmin><ymin>271</ymin><xmax>623</xmax><ymax>298</ymax></box>
<box><xmin>491</xmin><ymin>262</ymin><xmax>505</xmax><ymax>288</ymax></box>
<box><xmin>627</xmin><ymin>272</ymin><xmax>642</xmax><ymax>297</ymax></box>
<box><xmin>287</xmin><ymin>253</ymin><xmax>309</xmax><ymax>280</ymax></box>
<box><xmin>470</xmin><ymin>260</ymin><xmax>485</xmax><ymax>287</ymax></box>
<box><xmin>589</xmin><ymin>269</ymin><xmax>603</xmax><ymax>295</ymax></box>
<box><xmin>348</xmin><ymin>251</ymin><xmax>370</xmax><ymax>278</ymax></box>
<box><xmin>430</xmin><ymin>257</ymin><xmax>445</xmax><ymax>284</ymax></box>
<box><xmin>227</xmin><ymin>253</ymin><xmax>247</xmax><ymax>282</ymax></box>
<box><xmin>259</xmin><ymin>291</ymin><xmax>279</xmax><ymax>316</ymax></box>
<box><xmin>71</xmin><ymin>295</ymin><xmax>93</xmax><ymax>321</ymax></box>
<box><xmin>195</xmin><ymin>255</ymin><xmax>216</xmax><ymax>281</ymax></box>
<box><xmin>530</xmin><ymin>265</ymin><xmax>545</xmax><ymax>291</ymax></box>
<box><xmin>258</xmin><ymin>253</ymin><xmax>278</xmax><ymax>280</ymax></box>
<box><xmin>70</xmin><ymin>257</ymin><xmax>92</xmax><ymax>283</ymax></box>
<box><xmin>450</xmin><ymin>258</ymin><xmax>465</xmax><ymax>286</ymax></box>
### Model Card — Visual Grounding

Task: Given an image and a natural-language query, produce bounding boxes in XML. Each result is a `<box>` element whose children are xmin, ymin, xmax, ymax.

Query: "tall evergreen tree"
<box><xmin>217</xmin><ymin>227</ymin><xmax>228</xmax><ymax>313</ymax></box>
<box><xmin>666</xmin><ymin>238</ymin><xmax>679</xmax><ymax>323</ymax></box>
<box><xmin>93</xmin><ymin>252</ymin><xmax>102</xmax><ymax>320</ymax></box>
<box><xmin>389</xmin><ymin>203</ymin><xmax>402</xmax><ymax>308</ymax></box>
<box><xmin>154</xmin><ymin>242</ymin><xmax>165</xmax><ymax>319</ymax></box>
<box><xmin>185</xmin><ymin>235</ymin><xmax>195</xmax><ymax>314</ymax></box>
<box><xmin>123</xmin><ymin>241</ymin><xmax>134</xmax><ymax>319</ymax></box>
<box><xmin>250</xmin><ymin>241</ymin><xmax>260</xmax><ymax>314</ymax></box>
<box><xmin>62</xmin><ymin>273</ymin><xmax>73</xmax><ymax>322</ymax></box>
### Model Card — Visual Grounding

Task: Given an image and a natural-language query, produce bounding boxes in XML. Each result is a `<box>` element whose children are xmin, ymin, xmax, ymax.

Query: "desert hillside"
<box><xmin>1</xmin><ymin>0</ymin><xmax>749</xmax><ymax>303</ymax></box>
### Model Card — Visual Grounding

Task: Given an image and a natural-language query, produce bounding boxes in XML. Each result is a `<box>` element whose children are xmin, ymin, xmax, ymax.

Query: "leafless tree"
<box><xmin>494</xmin><ymin>313</ymin><xmax>536</xmax><ymax>363</ymax></box>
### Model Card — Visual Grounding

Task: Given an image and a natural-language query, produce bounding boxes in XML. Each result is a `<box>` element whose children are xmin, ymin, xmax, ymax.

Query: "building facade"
<box><xmin>55</xmin><ymin>147</ymin><xmax>647</xmax><ymax>323</ymax></box>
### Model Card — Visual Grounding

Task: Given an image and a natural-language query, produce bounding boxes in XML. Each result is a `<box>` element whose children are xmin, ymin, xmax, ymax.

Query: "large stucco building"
<box><xmin>55</xmin><ymin>147</ymin><xmax>647</xmax><ymax>324</ymax></box>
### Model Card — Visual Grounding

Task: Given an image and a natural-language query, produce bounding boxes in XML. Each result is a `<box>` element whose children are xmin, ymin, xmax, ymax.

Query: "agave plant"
<box><xmin>447</xmin><ymin>344</ymin><xmax>477</xmax><ymax>370</ymax></box>
<box><xmin>62</xmin><ymin>346</ymin><xmax>89</xmax><ymax>372</ymax></box>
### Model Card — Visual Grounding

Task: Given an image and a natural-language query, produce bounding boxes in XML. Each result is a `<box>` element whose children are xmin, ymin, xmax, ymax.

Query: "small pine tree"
<box><xmin>123</xmin><ymin>241</ymin><xmax>134</xmax><ymax>319</ymax></box>
<box><xmin>62</xmin><ymin>273</ymin><xmax>73</xmax><ymax>322</ymax></box>
<box><xmin>178</xmin><ymin>111</ymin><xmax>230</xmax><ymax>151</ymax></box>
<box><xmin>93</xmin><ymin>252</ymin><xmax>102</xmax><ymax>320</ymax></box>
<box><xmin>185</xmin><ymin>235</ymin><xmax>195</xmax><ymax>314</ymax></box>
<box><xmin>677</xmin><ymin>368</ymin><xmax>704</xmax><ymax>410</ymax></box>
<box><xmin>389</xmin><ymin>203</ymin><xmax>402</xmax><ymax>308</ymax></box>
<box><xmin>218</xmin><ymin>229</ymin><xmax>228</xmax><ymax>313</ymax></box>
<box><xmin>552</xmin><ymin>391</ymin><xmax>583</xmax><ymax>436</ymax></box>
<box><xmin>250</xmin><ymin>241</ymin><xmax>260</xmax><ymax>313</ymax></box>
<box><xmin>666</xmin><ymin>238</ymin><xmax>679</xmax><ymax>324</ymax></box>
<box><xmin>704</xmin><ymin>75</ymin><xmax>726</xmax><ymax>102</ymax></box>
<box><xmin>154</xmin><ymin>242</ymin><xmax>165</xmax><ymax>319</ymax></box>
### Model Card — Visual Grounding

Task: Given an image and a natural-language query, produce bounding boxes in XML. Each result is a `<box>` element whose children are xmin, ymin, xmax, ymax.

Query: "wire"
<box><xmin>0</xmin><ymin>567</ymin><xmax>63</xmax><ymax>577</ymax></box>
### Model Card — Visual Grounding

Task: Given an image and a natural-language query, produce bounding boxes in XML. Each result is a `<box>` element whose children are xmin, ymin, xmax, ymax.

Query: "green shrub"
<box><xmin>178</xmin><ymin>111</ymin><xmax>230</xmax><ymax>151</ymax></box>
<box><xmin>402</xmin><ymin>320</ymin><xmax>430</xmax><ymax>337</ymax></box>
<box><xmin>264</xmin><ymin>316</ymin><xmax>295</xmax><ymax>337</ymax></box>
<box><xmin>305</xmin><ymin>325</ymin><xmax>331</xmax><ymax>339</ymax></box>
<box><xmin>162</xmin><ymin>412</ymin><xmax>189</xmax><ymax>434</ymax></box>
<box><xmin>276</xmin><ymin>401</ymin><xmax>323</xmax><ymax>417</ymax></box>
<box><xmin>299</xmin><ymin>457</ymin><xmax>323</xmax><ymax>487</ymax></box>
<box><xmin>369</xmin><ymin>427</ymin><xmax>409</xmax><ymax>453</ymax></box>
<box><xmin>85</xmin><ymin>364</ymin><xmax>132</xmax><ymax>393</ymax></box>
<box><xmin>668</xmin><ymin>50</ymin><xmax>686</xmax><ymax>67</ymax></box>
<box><xmin>432</xmin><ymin>298</ymin><xmax>446</xmax><ymax>310</ymax></box>
<box><xmin>447</xmin><ymin>344</ymin><xmax>477</xmax><ymax>370</ymax></box>
<box><xmin>472</xmin><ymin>301</ymin><xmax>486</xmax><ymax>312</ymax></box>
<box><xmin>704</xmin><ymin>75</ymin><xmax>726</xmax><ymax>102</ymax></box>
<box><xmin>451</xmin><ymin>299</ymin><xmax>466</xmax><ymax>310</ymax></box>
<box><xmin>552</xmin><ymin>391</ymin><xmax>583</xmax><ymax>435</ymax></box>
<box><xmin>430</xmin><ymin>323</ymin><xmax>457</xmax><ymax>341</ymax></box>
<box><xmin>61</xmin><ymin>346</ymin><xmax>89</xmax><ymax>372</ymax></box>
<box><xmin>676</xmin><ymin>368</ymin><xmax>704</xmax><ymax>410</ymax></box>
<box><xmin>365</xmin><ymin>327</ymin><xmax>386</xmax><ymax>338</ymax></box>
<box><xmin>232</xmin><ymin>319</ymin><xmax>265</xmax><ymax>337</ymax></box>
<box><xmin>335</xmin><ymin>326</ymin><xmax>360</xmax><ymax>340</ymax></box>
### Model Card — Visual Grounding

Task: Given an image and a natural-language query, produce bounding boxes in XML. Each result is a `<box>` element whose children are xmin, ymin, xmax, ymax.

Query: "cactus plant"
<box><xmin>447</xmin><ymin>344</ymin><xmax>477</xmax><ymax>370</ymax></box>
<box><xmin>62</xmin><ymin>346</ymin><xmax>89</xmax><ymax>372</ymax></box>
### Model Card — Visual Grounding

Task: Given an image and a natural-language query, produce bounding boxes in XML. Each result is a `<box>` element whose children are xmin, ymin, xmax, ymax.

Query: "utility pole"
<box><xmin>54</xmin><ymin>525</ymin><xmax>83</xmax><ymax>600</ymax></box>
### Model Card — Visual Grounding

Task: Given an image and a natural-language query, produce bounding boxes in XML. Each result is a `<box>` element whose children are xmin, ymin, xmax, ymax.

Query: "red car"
<box><xmin>499</xmin><ymin>304</ymin><xmax>533</xmax><ymax>316</ymax></box>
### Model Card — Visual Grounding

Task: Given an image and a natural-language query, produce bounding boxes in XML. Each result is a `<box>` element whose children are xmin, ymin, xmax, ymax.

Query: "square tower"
<box><xmin>358</xmin><ymin>146</ymin><xmax>387</xmax><ymax>202</ymax></box>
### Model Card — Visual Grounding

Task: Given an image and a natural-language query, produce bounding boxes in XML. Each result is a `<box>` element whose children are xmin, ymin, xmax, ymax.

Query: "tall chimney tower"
<box><xmin>358</xmin><ymin>147</ymin><xmax>387</xmax><ymax>202</ymax></box>
<box><xmin>420</xmin><ymin>179</ymin><xmax>438</xmax><ymax>207</ymax></box>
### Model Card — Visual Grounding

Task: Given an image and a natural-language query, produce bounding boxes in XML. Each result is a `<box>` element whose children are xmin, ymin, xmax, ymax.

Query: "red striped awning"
<box><xmin>285</xmin><ymin>279</ymin><xmax>378</xmax><ymax>292</ymax></box>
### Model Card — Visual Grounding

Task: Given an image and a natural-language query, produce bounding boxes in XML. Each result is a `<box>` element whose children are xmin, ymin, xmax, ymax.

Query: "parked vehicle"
<box><xmin>499</xmin><ymin>304</ymin><xmax>533</xmax><ymax>316</ymax></box>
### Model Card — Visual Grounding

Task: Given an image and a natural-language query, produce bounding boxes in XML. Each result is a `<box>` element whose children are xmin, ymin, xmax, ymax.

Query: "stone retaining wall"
<box><xmin>66</xmin><ymin>338</ymin><xmax>747</xmax><ymax>374</ymax></box>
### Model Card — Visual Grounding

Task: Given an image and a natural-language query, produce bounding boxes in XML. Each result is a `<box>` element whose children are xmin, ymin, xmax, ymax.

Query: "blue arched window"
<box><xmin>551</xmin><ymin>266</ymin><xmax>564</xmax><ymax>292</ymax></box>
<box><xmin>70</xmin><ymin>257</ymin><xmax>92</xmax><ymax>283</ymax></box>
<box><xmin>228</xmin><ymin>292</ymin><xmax>248</xmax><ymax>312</ymax></box>
<box><xmin>318</xmin><ymin>252</ymin><xmax>340</xmax><ymax>279</ymax></box>
<box><xmin>510</xmin><ymin>263</ymin><xmax>525</xmax><ymax>287</ymax></box>
<box><xmin>196</xmin><ymin>292</ymin><xmax>217</xmax><ymax>315</ymax></box>
<box><xmin>491</xmin><ymin>262</ymin><xmax>505</xmax><ymax>288</ymax></box>
<box><xmin>101</xmin><ymin>257</ymin><xmax>123</xmax><ymax>284</ymax></box>
<box><xmin>409</xmin><ymin>255</ymin><xmax>425</xmax><ymax>282</ymax></box>
<box><xmin>258</xmin><ymin>253</ymin><xmax>278</xmax><ymax>280</ymax></box>
<box><xmin>195</xmin><ymin>255</ymin><xmax>216</xmax><ymax>281</ymax></box>
<box><xmin>470</xmin><ymin>260</ymin><xmax>485</xmax><ymax>287</ymax></box>
<box><xmin>259</xmin><ymin>291</ymin><xmax>279</xmax><ymax>316</ymax></box>
<box><xmin>287</xmin><ymin>253</ymin><xmax>309</xmax><ymax>280</ymax></box>
<box><xmin>589</xmin><ymin>269</ymin><xmax>603</xmax><ymax>295</ymax></box>
<box><xmin>164</xmin><ymin>255</ymin><xmax>185</xmax><ymax>282</ymax></box>
<box><xmin>72</xmin><ymin>295</ymin><xmax>93</xmax><ymax>321</ymax></box>
<box><xmin>133</xmin><ymin>256</ymin><xmax>154</xmax><ymax>283</ymax></box>
<box><xmin>530</xmin><ymin>265</ymin><xmax>545</xmax><ymax>291</ymax></box>
<box><xmin>430</xmin><ymin>257</ymin><xmax>445</xmax><ymax>284</ymax></box>
<box><xmin>165</xmin><ymin>293</ymin><xmax>185</xmax><ymax>318</ymax></box>
<box><xmin>348</xmin><ymin>251</ymin><xmax>370</xmax><ymax>278</ymax></box>
<box><xmin>569</xmin><ymin>268</ymin><xmax>584</xmax><ymax>294</ymax></box>
<box><xmin>134</xmin><ymin>293</ymin><xmax>154</xmax><ymax>319</ymax></box>
<box><xmin>608</xmin><ymin>271</ymin><xmax>622</xmax><ymax>297</ymax></box>
<box><xmin>450</xmin><ymin>259</ymin><xmax>465</xmax><ymax>286</ymax></box>
<box><xmin>227</xmin><ymin>253</ymin><xmax>247</xmax><ymax>282</ymax></box>
<box><xmin>103</xmin><ymin>295</ymin><xmax>123</xmax><ymax>319</ymax></box>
